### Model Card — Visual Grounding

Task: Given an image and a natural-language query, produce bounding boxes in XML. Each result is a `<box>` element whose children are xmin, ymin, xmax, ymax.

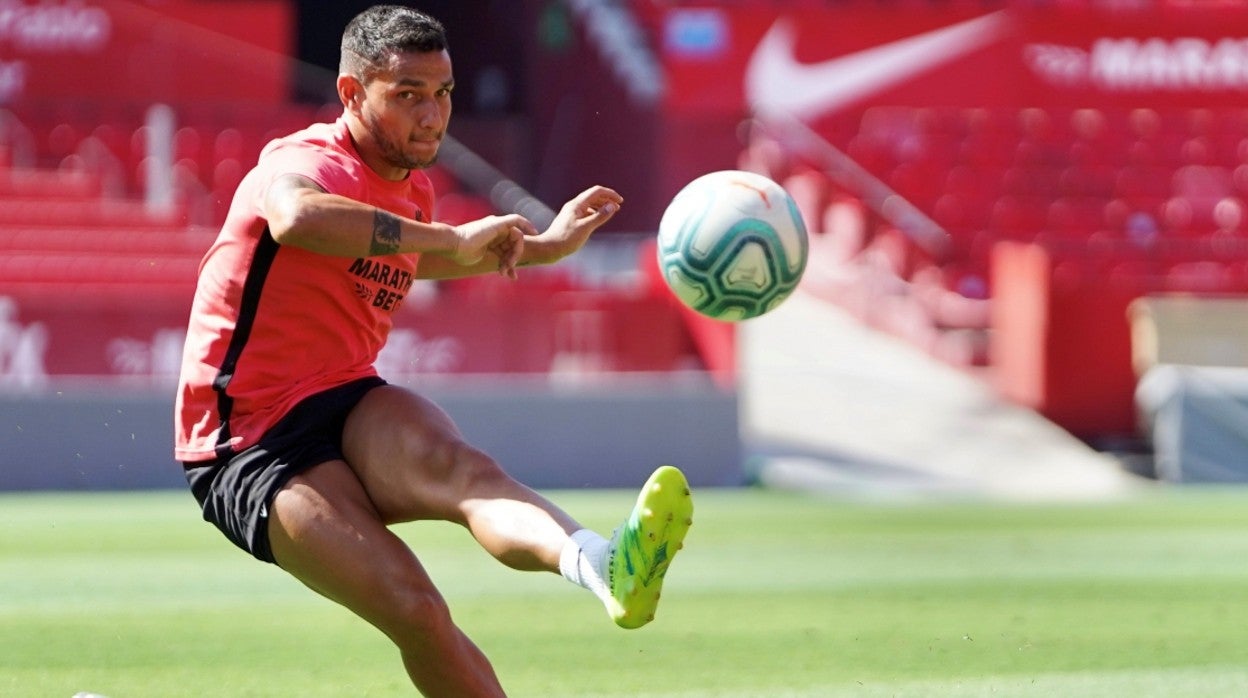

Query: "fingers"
<box><xmin>491</xmin><ymin>223</ymin><xmax>524</xmax><ymax>279</ymax></box>
<box><xmin>468</xmin><ymin>192</ymin><xmax>619</xmax><ymax>278</ymax></box>
<box><xmin>504</xmin><ymin>213</ymin><xmax>540</xmax><ymax>238</ymax></box>
<box><xmin>479</xmin><ymin>215</ymin><xmax>531</xmax><ymax>278</ymax></box>
<box><xmin>452</xmin><ymin>215</ymin><xmax>531</xmax><ymax>278</ymax></box>
<box><xmin>584</xmin><ymin>198</ymin><xmax>620</xmax><ymax>219</ymax></box>
<box><xmin>498</xmin><ymin>215</ymin><xmax>532</xmax><ymax>278</ymax></box>
<box><xmin>580</xmin><ymin>184</ymin><xmax>623</xmax><ymax>203</ymax></box>
<box><xmin>562</xmin><ymin>188</ymin><xmax>623</xmax><ymax>232</ymax></box>
<box><xmin>576</xmin><ymin>186</ymin><xmax>623</xmax><ymax>217</ymax></box>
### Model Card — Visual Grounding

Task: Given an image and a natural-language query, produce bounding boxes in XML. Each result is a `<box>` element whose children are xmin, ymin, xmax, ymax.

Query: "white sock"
<box><xmin>559</xmin><ymin>529</ymin><xmax>611</xmax><ymax>604</ymax></box>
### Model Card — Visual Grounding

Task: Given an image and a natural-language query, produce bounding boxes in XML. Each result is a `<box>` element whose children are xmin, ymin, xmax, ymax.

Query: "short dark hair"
<box><xmin>340</xmin><ymin>5</ymin><xmax>449</xmax><ymax>82</ymax></box>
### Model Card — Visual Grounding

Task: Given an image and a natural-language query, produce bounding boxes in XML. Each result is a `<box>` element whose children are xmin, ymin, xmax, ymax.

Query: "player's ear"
<box><xmin>337</xmin><ymin>74</ymin><xmax>365</xmax><ymax>113</ymax></box>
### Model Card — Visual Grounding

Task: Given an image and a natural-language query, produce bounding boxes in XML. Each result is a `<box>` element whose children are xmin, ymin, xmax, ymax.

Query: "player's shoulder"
<box><xmin>261</xmin><ymin>120</ymin><xmax>350</xmax><ymax>159</ymax></box>
<box><xmin>257</xmin><ymin>119</ymin><xmax>366</xmax><ymax>190</ymax></box>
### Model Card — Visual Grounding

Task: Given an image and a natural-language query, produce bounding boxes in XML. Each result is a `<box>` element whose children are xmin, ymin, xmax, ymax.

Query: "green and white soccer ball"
<box><xmin>656</xmin><ymin>170</ymin><xmax>809</xmax><ymax>321</ymax></box>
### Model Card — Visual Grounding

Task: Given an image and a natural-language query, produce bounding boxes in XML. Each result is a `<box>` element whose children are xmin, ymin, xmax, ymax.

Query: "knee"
<box><xmin>383</xmin><ymin>583</ymin><xmax>457</xmax><ymax>649</ymax></box>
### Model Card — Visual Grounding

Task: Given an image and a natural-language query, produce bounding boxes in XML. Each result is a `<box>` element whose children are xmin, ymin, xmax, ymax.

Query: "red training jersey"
<box><xmin>175</xmin><ymin>117</ymin><xmax>435</xmax><ymax>462</ymax></box>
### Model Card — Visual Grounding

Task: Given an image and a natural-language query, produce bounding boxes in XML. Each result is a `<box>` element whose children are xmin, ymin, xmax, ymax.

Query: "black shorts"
<box><xmin>183</xmin><ymin>376</ymin><xmax>387</xmax><ymax>564</ymax></box>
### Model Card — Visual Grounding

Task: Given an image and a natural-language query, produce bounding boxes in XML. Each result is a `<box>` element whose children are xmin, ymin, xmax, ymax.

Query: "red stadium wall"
<box><xmin>991</xmin><ymin>242</ymin><xmax>1143</xmax><ymax>437</ymax></box>
<box><xmin>991</xmin><ymin>236</ymin><xmax>1248</xmax><ymax>439</ymax></box>
<box><xmin>655</xmin><ymin>5</ymin><xmax>1248</xmax><ymax>116</ymax></box>
<box><xmin>0</xmin><ymin>0</ymin><xmax>294</xmax><ymax>108</ymax></box>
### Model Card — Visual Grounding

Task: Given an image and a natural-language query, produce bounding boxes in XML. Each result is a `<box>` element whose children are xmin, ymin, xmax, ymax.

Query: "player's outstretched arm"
<box><xmin>524</xmin><ymin>185</ymin><xmax>623</xmax><ymax>265</ymax></box>
<box><xmin>264</xmin><ymin>173</ymin><xmax>533</xmax><ymax>277</ymax></box>
<box><xmin>415</xmin><ymin>185</ymin><xmax>622</xmax><ymax>280</ymax></box>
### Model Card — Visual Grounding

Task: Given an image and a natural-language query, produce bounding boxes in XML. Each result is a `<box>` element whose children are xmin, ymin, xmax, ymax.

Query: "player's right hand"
<box><xmin>451</xmin><ymin>214</ymin><xmax>538</xmax><ymax>279</ymax></box>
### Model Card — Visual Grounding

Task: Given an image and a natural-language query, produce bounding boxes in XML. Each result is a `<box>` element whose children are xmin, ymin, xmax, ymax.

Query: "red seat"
<box><xmin>990</xmin><ymin>196</ymin><xmax>1048</xmax><ymax>238</ymax></box>
<box><xmin>1165</xmin><ymin>260</ymin><xmax>1234</xmax><ymax>293</ymax></box>
<box><xmin>1115</xmin><ymin>167</ymin><xmax>1171</xmax><ymax>203</ymax></box>
<box><xmin>0</xmin><ymin>198</ymin><xmax>187</xmax><ymax>228</ymax></box>
<box><xmin>1059</xmin><ymin>164</ymin><xmax>1116</xmax><ymax>198</ymax></box>
<box><xmin>888</xmin><ymin>161</ymin><xmax>943</xmax><ymax>210</ymax></box>
<box><xmin>1001</xmin><ymin>165</ymin><xmax>1061</xmax><ymax>197</ymax></box>
<box><xmin>0</xmin><ymin>225</ymin><xmax>213</xmax><ymax>255</ymax></box>
<box><xmin>1046</xmin><ymin>197</ymin><xmax>1105</xmax><ymax>238</ymax></box>
<box><xmin>0</xmin><ymin>167</ymin><xmax>102</xmax><ymax>199</ymax></box>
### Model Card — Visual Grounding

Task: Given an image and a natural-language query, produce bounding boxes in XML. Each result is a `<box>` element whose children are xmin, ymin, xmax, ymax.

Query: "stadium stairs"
<box><xmin>740</xmin><ymin>288</ymin><xmax>1142</xmax><ymax>500</ymax></box>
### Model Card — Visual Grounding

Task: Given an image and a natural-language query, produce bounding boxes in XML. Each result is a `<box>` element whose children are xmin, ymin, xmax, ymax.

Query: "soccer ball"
<box><xmin>656</xmin><ymin>170</ymin><xmax>809</xmax><ymax>321</ymax></box>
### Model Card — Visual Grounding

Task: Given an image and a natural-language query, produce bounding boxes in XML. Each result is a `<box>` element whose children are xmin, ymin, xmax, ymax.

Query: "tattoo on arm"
<box><xmin>369</xmin><ymin>209</ymin><xmax>402</xmax><ymax>256</ymax></box>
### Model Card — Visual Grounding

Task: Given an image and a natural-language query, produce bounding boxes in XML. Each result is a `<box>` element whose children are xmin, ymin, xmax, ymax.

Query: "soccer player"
<box><xmin>173</xmin><ymin>5</ymin><xmax>692</xmax><ymax>696</ymax></box>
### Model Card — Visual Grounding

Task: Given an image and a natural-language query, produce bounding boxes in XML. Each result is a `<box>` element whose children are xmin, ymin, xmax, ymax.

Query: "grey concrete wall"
<box><xmin>0</xmin><ymin>377</ymin><xmax>741</xmax><ymax>491</ymax></box>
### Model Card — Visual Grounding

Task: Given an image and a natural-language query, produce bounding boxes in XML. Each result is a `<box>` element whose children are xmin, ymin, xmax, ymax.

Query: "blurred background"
<box><xmin>2</xmin><ymin>0</ymin><xmax>1247</xmax><ymax>495</ymax></box>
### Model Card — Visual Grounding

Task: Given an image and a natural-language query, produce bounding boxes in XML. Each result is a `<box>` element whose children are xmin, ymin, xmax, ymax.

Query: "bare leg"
<box><xmin>265</xmin><ymin>385</ymin><xmax>605</xmax><ymax>695</ymax></box>
<box><xmin>267</xmin><ymin>459</ymin><xmax>506</xmax><ymax>697</ymax></box>
<box><xmin>460</xmin><ymin>482</ymin><xmax>579</xmax><ymax>571</ymax></box>
<box><xmin>341</xmin><ymin>385</ymin><xmax>586</xmax><ymax>572</ymax></box>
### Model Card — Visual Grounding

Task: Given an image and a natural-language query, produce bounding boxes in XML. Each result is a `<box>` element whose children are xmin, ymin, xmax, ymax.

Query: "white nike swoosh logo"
<box><xmin>746</xmin><ymin>11</ymin><xmax>1008</xmax><ymax>120</ymax></box>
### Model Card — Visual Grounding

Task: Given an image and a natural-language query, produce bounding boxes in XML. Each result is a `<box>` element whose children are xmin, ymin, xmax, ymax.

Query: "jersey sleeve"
<box><xmin>253</xmin><ymin>139</ymin><xmax>365</xmax><ymax>207</ymax></box>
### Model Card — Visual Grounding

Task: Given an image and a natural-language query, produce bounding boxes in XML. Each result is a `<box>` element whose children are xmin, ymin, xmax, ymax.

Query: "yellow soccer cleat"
<box><xmin>606</xmin><ymin>465</ymin><xmax>693</xmax><ymax>629</ymax></box>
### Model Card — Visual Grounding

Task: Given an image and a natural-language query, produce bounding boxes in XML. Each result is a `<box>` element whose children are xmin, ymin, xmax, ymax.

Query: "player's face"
<box><xmin>356</xmin><ymin>49</ymin><xmax>454</xmax><ymax>178</ymax></box>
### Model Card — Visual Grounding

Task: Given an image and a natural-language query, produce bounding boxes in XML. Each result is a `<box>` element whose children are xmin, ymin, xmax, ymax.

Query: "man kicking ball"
<box><xmin>174</xmin><ymin>5</ymin><xmax>691</xmax><ymax>695</ymax></box>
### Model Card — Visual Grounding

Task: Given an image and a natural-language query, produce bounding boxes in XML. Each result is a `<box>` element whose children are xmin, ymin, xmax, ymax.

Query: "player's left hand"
<box><xmin>538</xmin><ymin>186</ymin><xmax>623</xmax><ymax>262</ymax></box>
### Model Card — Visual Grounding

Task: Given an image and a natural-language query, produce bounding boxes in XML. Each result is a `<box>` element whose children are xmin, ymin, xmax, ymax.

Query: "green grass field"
<box><xmin>5</xmin><ymin>485</ymin><xmax>1248</xmax><ymax>697</ymax></box>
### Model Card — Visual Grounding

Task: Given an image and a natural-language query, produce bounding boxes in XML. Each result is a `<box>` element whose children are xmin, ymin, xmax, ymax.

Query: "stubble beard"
<box><xmin>366</xmin><ymin>112</ymin><xmax>438</xmax><ymax>171</ymax></box>
<box><xmin>383</xmin><ymin>137</ymin><xmax>438</xmax><ymax>171</ymax></box>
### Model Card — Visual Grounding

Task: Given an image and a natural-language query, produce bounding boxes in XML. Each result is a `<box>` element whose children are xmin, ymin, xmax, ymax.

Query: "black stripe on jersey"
<box><xmin>211</xmin><ymin>229</ymin><xmax>281</xmax><ymax>458</ymax></box>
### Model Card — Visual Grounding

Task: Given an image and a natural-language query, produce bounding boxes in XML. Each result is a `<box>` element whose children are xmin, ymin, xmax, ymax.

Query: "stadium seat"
<box><xmin>0</xmin><ymin>198</ymin><xmax>187</xmax><ymax>228</ymax></box>
<box><xmin>1214</xmin><ymin>197</ymin><xmax>1245</xmax><ymax>234</ymax></box>
<box><xmin>887</xmin><ymin>160</ymin><xmax>943</xmax><ymax>210</ymax></box>
<box><xmin>212</xmin><ymin>128</ymin><xmax>246</xmax><ymax>167</ymax></box>
<box><xmin>1165</xmin><ymin>260</ymin><xmax>1234</xmax><ymax>293</ymax></box>
<box><xmin>1116</xmin><ymin>167</ymin><xmax>1172</xmax><ymax>204</ymax></box>
<box><xmin>959</xmin><ymin>129</ymin><xmax>1013</xmax><ymax>168</ymax></box>
<box><xmin>942</xmin><ymin>166</ymin><xmax>992</xmax><ymax>210</ymax></box>
<box><xmin>1045</xmin><ymin>197</ymin><xmax>1106</xmax><ymax>240</ymax></box>
<box><xmin>0</xmin><ymin>226</ymin><xmax>213</xmax><ymax>256</ymax></box>
<box><xmin>174</xmin><ymin>126</ymin><xmax>203</xmax><ymax>163</ymax></box>
<box><xmin>0</xmin><ymin>166</ymin><xmax>102</xmax><ymax>199</ymax></box>
<box><xmin>1001</xmin><ymin>165</ymin><xmax>1062</xmax><ymax>198</ymax></box>
<box><xmin>990</xmin><ymin>195</ymin><xmax>1048</xmax><ymax>238</ymax></box>
<box><xmin>1059</xmin><ymin>164</ymin><xmax>1117</xmax><ymax>199</ymax></box>
<box><xmin>931</xmin><ymin>193</ymin><xmax>975</xmax><ymax>235</ymax></box>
